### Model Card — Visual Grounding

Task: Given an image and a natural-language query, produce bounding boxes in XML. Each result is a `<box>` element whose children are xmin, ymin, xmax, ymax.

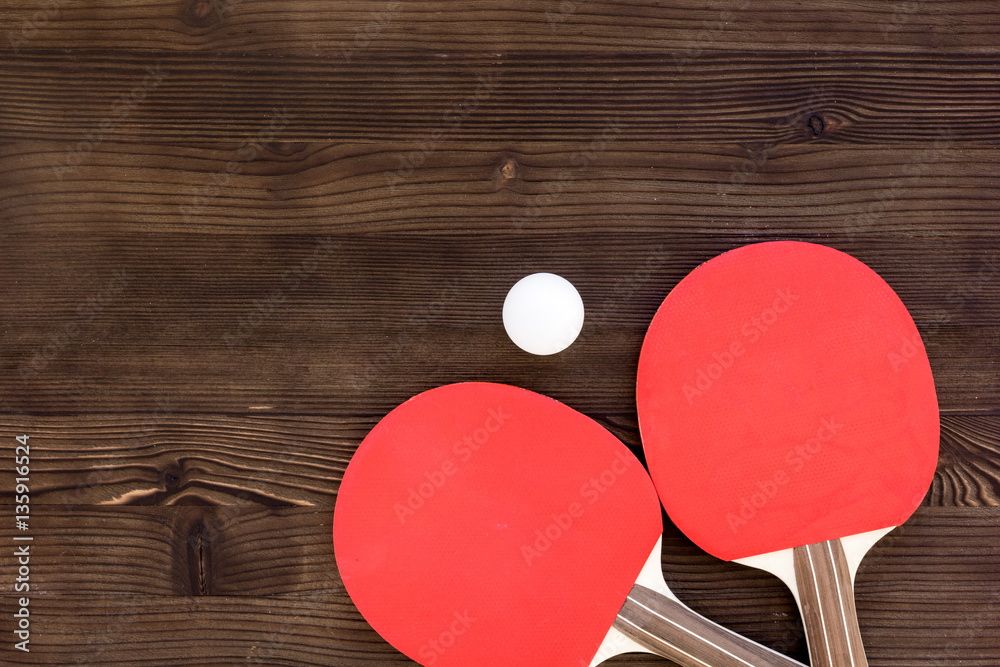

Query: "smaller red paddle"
<box><xmin>637</xmin><ymin>241</ymin><xmax>940</xmax><ymax>667</ymax></box>
<box><xmin>334</xmin><ymin>382</ymin><xmax>806</xmax><ymax>667</ymax></box>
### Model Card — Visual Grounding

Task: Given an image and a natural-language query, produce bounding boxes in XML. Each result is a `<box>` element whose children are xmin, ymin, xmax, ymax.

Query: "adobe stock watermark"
<box><xmin>671</xmin><ymin>0</ymin><xmax>750</xmax><ymax>72</ymax></box>
<box><xmin>384</xmin><ymin>72</ymin><xmax>500</xmax><ymax>193</ymax></box>
<box><xmin>203</xmin><ymin>0</ymin><xmax>242</xmax><ymax>21</ymax></box>
<box><xmin>393</xmin><ymin>406</ymin><xmax>511</xmax><ymax>524</ymax></box>
<box><xmin>551</xmin><ymin>0</ymin><xmax>751</xmax><ymax>68</ymax></box>
<box><xmin>180</xmin><ymin>107</ymin><xmax>295</xmax><ymax>223</ymax></box>
<box><xmin>72</xmin><ymin>603</ymin><xmax>138</xmax><ymax>665</ymax></box>
<box><xmin>930</xmin><ymin>586</ymin><xmax>1000</xmax><ymax>665</ymax></box>
<box><xmin>587</xmin><ymin>245</ymin><xmax>670</xmax><ymax>328</ymax></box>
<box><xmin>342</xmin><ymin>1</ymin><xmax>400</xmax><ymax>61</ymax></box>
<box><xmin>356</xmin><ymin>279</ymin><xmax>463</xmax><ymax>389</ymax></box>
<box><xmin>890</xmin><ymin>253</ymin><xmax>999</xmax><ymax>372</ymax></box>
<box><xmin>843</xmin><ymin>127</ymin><xmax>953</xmax><ymax>242</ymax></box>
<box><xmin>18</xmin><ymin>268</ymin><xmax>132</xmax><ymax>383</ymax></box>
<box><xmin>521</xmin><ymin>448</ymin><xmax>635</xmax><ymax>566</ymax></box>
<box><xmin>888</xmin><ymin>332</ymin><xmax>925</xmax><ymax>373</ymax></box>
<box><xmin>246</xmin><ymin>604</ymin><xmax>297</xmax><ymax>665</ymax></box>
<box><xmin>222</xmin><ymin>235</ymin><xmax>338</xmax><ymax>350</ymax></box>
<box><xmin>6</xmin><ymin>0</ymin><xmax>67</xmax><ymax>53</ymax></box>
<box><xmin>718</xmin><ymin>141</ymin><xmax>778</xmax><ymax>196</ymax></box>
<box><xmin>682</xmin><ymin>287</ymin><xmax>798</xmax><ymax>404</ymax></box>
<box><xmin>418</xmin><ymin>610</ymin><xmax>477</xmax><ymax>665</ymax></box>
<box><xmin>51</xmin><ymin>64</ymin><xmax>166</xmax><ymax>182</ymax></box>
<box><xmin>717</xmin><ymin>83</ymin><xmax>832</xmax><ymax>197</ymax></box>
<box><xmin>68</xmin><ymin>498</ymin><xmax>253</xmax><ymax>665</ymax></box>
<box><xmin>510</xmin><ymin>118</ymin><xmax>625</xmax><ymax>228</ymax></box>
<box><xmin>727</xmin><ymin>416</ymin><xmax>844</xmax><ymax>533</ymax></box>
<box><xmin>546</xmin><ymin>0</ymin><xmax>580</xmax><ymax>31</ymax></box>
<box><xmin>880</xmin><ymin>0</ymin><xmax>929</xmax><ymax>41</ymax></box>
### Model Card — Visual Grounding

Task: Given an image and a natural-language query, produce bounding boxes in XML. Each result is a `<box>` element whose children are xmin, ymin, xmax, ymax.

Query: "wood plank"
<box><xmin>2</xmin><ymin>231</ymin><xmax>997</xmax><ymax>415</ymax></box>
<box><xmin>0</xmin><ymin>595</ymin><xmax>400</xmax><ymax>666</ymax></box>
<box><xmin>1</xmin><ymin>416</ymin><xmax>997</xmax><ymax>506</ymax></box>
<box><xmin>0</xmin><ymin>508</ymin><xmax>997</xmax><ymax>665</ymax></box>
<box><xmin>2</xmin><ymin>53</ymin><xmax>998</xmax><ymax>143</ymax></box>
<box><xmin>3</xmin><ymin>0</ymin><xmax>999</xmax><ymax>55</ymax></box>
<box><xmin>0</xmin><ymin>415</ymin><xmax>360</xmax><ymax>506</ymax></box>
<box><xmin>0</xmin><ymin>506</ymin><xmax>341</xmax><ymax>597</ymax></box>
<box><xmin>3</xmin><ymin>141</ymin><xmax>999</xmax><ymax>235</ymax></box>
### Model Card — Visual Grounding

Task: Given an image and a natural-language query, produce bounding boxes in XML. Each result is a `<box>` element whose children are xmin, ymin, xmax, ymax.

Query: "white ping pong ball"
<box><xmin>503</xmin><ymin>273</ymin><xmax>584</xmax><ymax>355</ymax></box>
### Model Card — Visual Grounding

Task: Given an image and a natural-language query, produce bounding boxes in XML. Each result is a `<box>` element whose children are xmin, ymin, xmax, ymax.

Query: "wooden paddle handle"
<box><xmin>792</xmin><ymin>539</ymin><xmax>869</xmax><ymax>667</ymax></box>
<box><xmin>613</xmin><ymin>584</ymin><xmax>805</xmax><ymax>667</ymax></box>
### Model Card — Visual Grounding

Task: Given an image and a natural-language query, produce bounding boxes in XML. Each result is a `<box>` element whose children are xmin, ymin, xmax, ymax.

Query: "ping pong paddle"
<box><xmin>334</xmin><ymin>381</ymin><xmax>806</xmax><ymax>667</ymax></box>
<box><xmin>637</xmin><ymin>241</ymin><xmax>939</xmax><ymax>667</ymax></box>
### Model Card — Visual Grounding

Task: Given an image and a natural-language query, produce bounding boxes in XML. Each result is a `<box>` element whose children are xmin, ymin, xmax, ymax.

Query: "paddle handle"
<box><xmin>792</xmin><ymin>538</ymin><xmax>869</xmax><ymax>667</ymax></box>
<box><xmin>613</xmin><ymin>584</ymin><xmax>805</xmax><ymax>667</ymax></box>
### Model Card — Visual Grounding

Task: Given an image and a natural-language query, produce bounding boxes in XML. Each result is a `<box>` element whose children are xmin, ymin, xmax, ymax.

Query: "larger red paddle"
<box><xmin>637</xmin><ymin>241</ymin><xmax>939</xmax><ymax>667</ymax></box>
<box><xmin>334</xmin><ymin>382</ymin><xmax>806</xmax><ymax>667</ymax></box>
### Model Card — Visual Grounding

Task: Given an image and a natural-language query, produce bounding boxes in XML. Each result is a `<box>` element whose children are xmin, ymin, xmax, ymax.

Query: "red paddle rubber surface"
<box><xmin>334</xmin><ymin>382</ymin><xmax>662</xmax><ymax>667</ymax></box>
<box><xmin>637</xmin><ymin>241</ymin><xmax>939</xmax><ymax>561</ymax></box>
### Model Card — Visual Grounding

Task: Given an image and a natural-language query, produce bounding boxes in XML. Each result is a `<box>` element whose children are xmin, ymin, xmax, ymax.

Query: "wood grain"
<box><xmin>4</xmin><ymin>0</ymin><xmax>999</xmax><ymax>664</ymax></box>
<box><xmin>2</xmin><ymin>231</ymin><xmax>997</xmax><ymax>416</ymax></box>
<box><xmin>3</xmin><ymin>0</ymin><xmax>998</xmax><ymax>55</ymax></box>
<box><xmin>1</xmin><ymin>415</ymin><xmax>998</xmax><ymax>506</ymax></box>
<box><xmin>0</xmin><ymin>508</ymin><xmax>997</xmax><ymax>665</ymax></box>
<box><xmin>0</xmin><ymin>415</ymin><xmax>362</xmax><ymax>506</ymax></box>
<box><xmin>0</xmin><ymin>506</ymin><xmax>339</xmax><ymax>597</ymax></box>
<box><xmin>1</xmin><ymin>53</ymin><xmax>998</xmax><ymax>143</ymax></box>
<box><xmin>0</xmin><ymin>596</ymin><xmax>395</xmax><ymax>666</ymax></box>
<box><xmin>3</xmin><ymin>141</ymin><xmax>998</xmax><ymax>235</ymax></box>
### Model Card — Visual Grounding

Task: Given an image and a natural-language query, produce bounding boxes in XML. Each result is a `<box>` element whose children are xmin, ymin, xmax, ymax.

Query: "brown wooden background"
<box><xmin>1</xmin><ymin>1</ymin><xmax>999</xmax><ymax>665</ymax></box>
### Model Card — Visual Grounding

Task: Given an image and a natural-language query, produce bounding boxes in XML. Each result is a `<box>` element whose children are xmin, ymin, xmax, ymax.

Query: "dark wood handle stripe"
<box><xmin>613</xmin><ymin>584</ymin><xmax>806</xmax><ymax>667</ymax></box>
<box><xmin>792</xmin><ymin>539</ymin><xmax>869</xmax><ymax>667</ymax></box>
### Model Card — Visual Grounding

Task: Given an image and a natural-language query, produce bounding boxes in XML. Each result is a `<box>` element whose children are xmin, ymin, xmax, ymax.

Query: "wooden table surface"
<box><xmin>2</xmin><ymin>1</ymin><xmax>999</xmax><ymax>665</ymax></box>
